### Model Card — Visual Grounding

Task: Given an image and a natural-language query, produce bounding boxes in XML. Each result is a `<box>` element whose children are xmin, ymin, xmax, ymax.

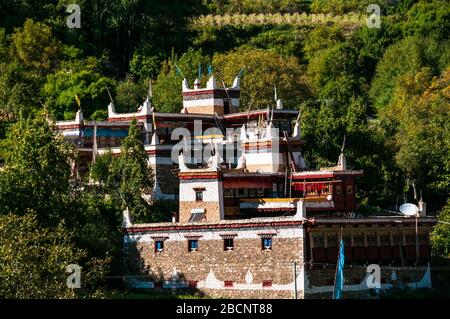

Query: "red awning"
<box><xmin>293</xmin><ymin>182</ymin><xmax>327</xmax><ymax>192</ymax></box>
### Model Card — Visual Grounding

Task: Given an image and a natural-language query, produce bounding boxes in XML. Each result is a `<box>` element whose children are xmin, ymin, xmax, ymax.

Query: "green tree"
<box><xmin>0</xmin><ymin>61</ymin><xmax>34</xmax><ymax>122</ymax></box>
<box><xmin>0</xmin><ymin>212</ymin><xmax>107</xmax><ymax>298</ymax></box>
<box><xmin>381</xmin><ymin>67</ymin><xmax>450</xmax><ymax>210</ymax></box>
<box><xmin>11</xmin><ymin>19</ymin><xmax>61</xmax><ymax>74</ymax></box>
<box><xmin>41</xmin><ymin>57</ymin><xmax>115</xmax><ymax>120</ymax></box>
<box><xmin>0</xmin><ymin>112</ymin><xmax>74</xmax><ymax>225</ymax></box>
<box><xmin>303</xmin><ymin>25</ymin><xmax>344</xmax><ymax>61</ymax></box>
<box><xmin>369</xmin><ymin>36</ymin><xmax>449</xmax><ymax>111</ymax></box>
<box><xmin>403</xmin><ymin>0</ymin><xmax>450</xmax><ymax>40</ymax></box>
<box><xmin>102</xmin><ymin>119</ymin><xmax>154</xmax><ymax>222</ymax></box>
<box><xmin>213</xmin><ymin>47</ymin><xmax>310</xmax><ymax>110</ymax></box>
<box><xmin>431</xmin><ymin>200</ymin><xmax>450</xmax><ymax>258</ymax></box>
<box><xmin>153</xmin><ymin>48</ymin><xmax>210</xmax><ymax>113</ymax></box>
<box><xmin>0</xmin><ymin>112</ymin><xmax>121</xmax><ymax>296</ymax></box>
<box><xmin>115</xmin><ymin>76</ymin><xmax>148</xmax><ymax>113</ymax></box>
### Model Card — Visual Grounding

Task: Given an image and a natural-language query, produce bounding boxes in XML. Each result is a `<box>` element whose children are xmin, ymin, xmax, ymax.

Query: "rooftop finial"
<box><xmin>206</xmin><ymin>75</ymin><xmax>217</xmax><ymax>89</ymax></box>
<box><xmin>182</xmin><ymin>78</ymin><xmax>189</xmax><ymax>92</ymax></box>
<box><xmin>276</xmin><ymin>99</ymin><xmax>283</xmax><ymax>109</ymax></box>
<box><xmin>194</xmin><ymin>78</ymin><xmax>201</xmax><ymax>89</ymax></box>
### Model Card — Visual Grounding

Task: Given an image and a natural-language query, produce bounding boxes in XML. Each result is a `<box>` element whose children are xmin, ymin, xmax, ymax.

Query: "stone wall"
<box><xmin>179</xmin><ymin>201</ymin><xmax>222</xmax><ymax>222</ymax></box>
<box><xmin>185</xmin><ymin>105</ymin><xmax>224</xmax><ymax>116</ymax></box>
<box><xmin>124</xmin><ymin>224</ymin><xmax>304</xmax><ymax>299</ymax></box>
<box><xmin>179</xmin><ymin>178</ymin><xmax>224</xmax><ymax>222</ymax></box>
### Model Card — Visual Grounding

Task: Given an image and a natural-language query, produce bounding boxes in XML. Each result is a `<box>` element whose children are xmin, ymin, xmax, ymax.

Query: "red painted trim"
<box><xmin>292</xmin><ymin>172</ymin><xmax>364</xmax><ymax>179</ymax></box>
<box><xmin>179</xmin><ymin>173</ymin><xmax>221</xmax><ymax>180</ymax></box>
<box><xmin>123</xmin><ymin>220</ymin><xmax>305</xmax><ymax>233</ymax></box>
<box><xmin>182</xmin><ymin>89</ymin><xmax>239</xmax><ymax>97</ymax></box>
<box><xmin>145</xmin><ymin>149</ymin><xmax>172</xmax><ymax>156</ymax></box>
<box><xmin>108</xmin><ymin>115</ymin><xmax>150</xmax><ymax>122</ymax></box>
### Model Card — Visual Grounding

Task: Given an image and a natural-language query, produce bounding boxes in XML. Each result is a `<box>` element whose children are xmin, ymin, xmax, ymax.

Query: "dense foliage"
<box><xmin>0</xmin><ymin>113</ymin><xmax>114</xmax><ymax>297</ymax></box>
<box><xmin>91</xmin><ymin>119</ymin><xmax>155</xmax><ymax>222</ymax></box>
<box><xmin>0</xmin><ymin>0</ymin><xmax>449</xmax><ymax>295</ymax></box>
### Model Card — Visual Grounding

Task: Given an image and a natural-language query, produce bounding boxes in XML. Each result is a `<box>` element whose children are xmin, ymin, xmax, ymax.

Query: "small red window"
<box><xmin>224</xmin><ymin>281</ymin><xmax>234</xmax><ymax>288</ymax></box>
<box><xmin>188</xmin><ymin>281</ymin><xmax>198</xmax><ymax>288</ymax></box>
<box><xmin>262</xmin><ymin>280</ymin><xmax>272</xmax><ymax>288</ymax></box>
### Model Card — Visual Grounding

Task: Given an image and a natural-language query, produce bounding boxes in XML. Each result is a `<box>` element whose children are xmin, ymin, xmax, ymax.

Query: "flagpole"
<box><xmin>333</xmin><ymin>225</ymin><xmax>344</xmax><ymax>299</ymax></box>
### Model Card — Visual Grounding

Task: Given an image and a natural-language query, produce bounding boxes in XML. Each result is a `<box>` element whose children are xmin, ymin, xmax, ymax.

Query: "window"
<box><xmin>248</xmin><ymin>188</ymin><xmax>257</xmax><ymax>198</ymax></box>
<box><xmin>343</xmin><ymin>234</ymin><xmax>352</xmax><ymax>246</ymax></box>
<box><xmin>188</xmin><ymin>239</ymin><xmax>198</xmax><ymax>252</ymax></box>
<box><xmin>236</xmin><ymin>188</ymin><xmax>248</xmax><ymax>198</ymax></box>
<box><xmin>224</xmin><ymin>238</ymin><xmax>234</xmax><ymax>251</ymax></box>
<box><xmin>367</xmin><ymin>233</ymin><xmax>378</xmax><ymax>246</ymax></box>
<box><xmin>188</xmin><ymin>281</ymin><xmax>198</xmax><ymax>288</ymax></box>
<box><xmin>264</xmin><ymin>189</ymin><xmax>274</xmax><ymax>198</ymax></box>
<box><xmin>262</xmin><ymin>280</ymin><xmax>272</xmax><ymax>288</ymax></box>
<box><xmin>346</xmin><ymin>185</ymin><xmax>353</xmax><ymax>194</ymax></box>
<box><xmin>405</xmin><ymin>232</ymin><xmax>415</xmax><ymax>246</ymax></box>
<box><xmin>154</xmin><ymin>281</ymin><xmax>162</xmax><ymax>288</ymax></box>
<box><xmin>380</xmin><ymin>233</ymin><xmax>391</xmax><ymax>246</ymax></box>
<box><xmin>277</xmin><ymin>184</ymin><xmax>285</xmax><ymax>197</ymax></box>
<box><xmin>353</xmin><ymin>233</ymin><xmax>365</xmax><ymax>246</ymax></box>
<box><xmin>312</xmin><ymin>234</ymin><xmax>325</xmax><ymax>248</ymax></box>
<box><xmin>224</xmin><ymin>189</ymin><xmax>234</xmax><ymax>198</ymax></box>
<box><xmin>224</xmin><ymin>281</ymin><xmax>234</xmax><ymax>288</ymax></box>
<box><xmin>224</xmin><ymin>100</ymin><xmax>230</xmax><ymax>114</ymax></box>
<box><xmin>262</xmin><ymin>238</ymin><xmax>272</xmax><ymax>250</ymax></box>
<box><xmin>257</xmin><ymin>188</ymin><xmax>265</xmax><ymax>197</ymax></box>
<box><xmin>335</xmin><ymin>185</ymin><xmax>342</xmax><ymax>195</ymax></box>
<box><xmin>195</xmin><ymin>189</ymin><xmax>203</xmax><ymax>202</ymax></box>
<box><xmin>188</xmin><ymin>211</ymin><xmax>205</xmax><ymax>222</ymax></box>
<box><xmin>393</xmin><ymin>234</ymin><xmax>403</xmax><ymax>246</ymax></box>
<box><xmin>326</xmin><ymin>234</ymin><xmax>338</xmax><ymax>248</ymax></box>
<box><xmin>155</xmin><ymin>240</ymin><xmax>164</xmax><ymax>253</ymax></box>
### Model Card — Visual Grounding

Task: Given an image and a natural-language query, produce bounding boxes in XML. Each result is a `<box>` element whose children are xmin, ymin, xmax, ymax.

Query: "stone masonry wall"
<box><xmin>179</xmin><ymin>201</ymin><xmax>221</xmax><ymax>223</ymax></box>
<box><xmin>126</xmin><ymin>234</ymin><xmax>303</xmax><ymax>299</ymax></box>
<box><xmin>185</xmin><ymin>105</ymin><xmax>224</xmax><ymax>116</ymax></box>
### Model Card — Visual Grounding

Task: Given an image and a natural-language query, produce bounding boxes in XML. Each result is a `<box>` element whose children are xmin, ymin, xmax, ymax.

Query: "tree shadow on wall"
<box><xmin>121</xmin><ymin>241</ymin><xmax>205</xmax><ymax>299</ymax></box>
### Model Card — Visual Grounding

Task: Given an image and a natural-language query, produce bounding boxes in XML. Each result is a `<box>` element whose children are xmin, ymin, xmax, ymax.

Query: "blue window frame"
<box><xmin>188</xmin><ymin>239</ymin><xmax>198</xmax><ymax>252</ymax></box>
<box><xmin>262</xmin><ymin>238</ymin><xmax>272</xmax><ymax>250</ymax></box>
<box><xmin>155</xmin><ymin>240</ymin><xmax>164</xmax><ymax>253</ymax></box>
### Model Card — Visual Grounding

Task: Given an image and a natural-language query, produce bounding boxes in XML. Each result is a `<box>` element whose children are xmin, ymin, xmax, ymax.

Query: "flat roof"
<box><xmin>123</xmin><ymin>215</ymin><xmax>306</xmax><ymax>233</ymax></box>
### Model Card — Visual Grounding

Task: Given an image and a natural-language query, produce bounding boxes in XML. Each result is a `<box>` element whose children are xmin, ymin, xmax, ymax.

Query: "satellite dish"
<box><xmin>399</xmin><ymin>203</ymin><xmax>419</xmax><ymax>216</ymax></box>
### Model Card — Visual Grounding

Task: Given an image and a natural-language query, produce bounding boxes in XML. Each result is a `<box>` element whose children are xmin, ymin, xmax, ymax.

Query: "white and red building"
<box><xmin>56</xmin><ymin>74</ymin><xmax>436</xmax><ymax>298</ymax></box>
